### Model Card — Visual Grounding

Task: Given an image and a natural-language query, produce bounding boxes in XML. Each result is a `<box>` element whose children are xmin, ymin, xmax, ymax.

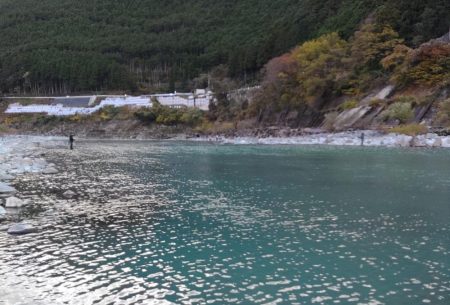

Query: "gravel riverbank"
<box><xmin>0</xmin><ymin>136</ymin><xmax>65</xmax><ymax>234</ymax></box>
<box><xmin>194</xmin><ymin>130</ymin><xmax>450</xmax><ymax>147</ymax></box>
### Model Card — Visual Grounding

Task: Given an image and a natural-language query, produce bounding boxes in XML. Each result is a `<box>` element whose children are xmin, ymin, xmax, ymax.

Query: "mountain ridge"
<box><xmin>0</xmin><ymin>0</ymin><xmax>448</xmax><ymax>94</ymax></box>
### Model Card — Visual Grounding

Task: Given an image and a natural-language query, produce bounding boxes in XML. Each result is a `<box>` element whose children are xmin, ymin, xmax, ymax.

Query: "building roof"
<box><xmin>51</xmin><ymin>97</ymin><xmax>91</xmax><ymax>107</ymax></box>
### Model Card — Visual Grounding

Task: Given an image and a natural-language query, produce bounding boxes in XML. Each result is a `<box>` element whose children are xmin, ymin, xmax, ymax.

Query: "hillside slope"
<box><xmin>0</xmin><ymin>0</ymin><xmax>448</xmax><ymax>94</ymax></box>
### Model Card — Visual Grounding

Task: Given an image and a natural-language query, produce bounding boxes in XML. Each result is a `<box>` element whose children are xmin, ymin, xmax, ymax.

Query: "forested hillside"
<box><xmin>0</xmin><ymin>0</ymin><xmax>448</xmax><ymax>95</ymax></box>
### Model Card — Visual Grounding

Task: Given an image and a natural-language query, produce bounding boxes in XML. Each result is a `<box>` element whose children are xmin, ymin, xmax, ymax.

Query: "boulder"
<box><xmin>0</xmin><ymin>206</ymin><xmax>6</xmax><ymax>219</ymax></box>
<box><xmin>43</xmin><ymin>167</ymin><xmax>58</xmax><ymax>174</ymax></box>
<box><xmin>412</xmin><ymin>134</ymin><xmax>442</xmax><ymax>147</ymax></box>
<box><xmin>63</xmin><ymin>190</ymin><xmax>76</xmax><ymax>199</ymax></box>
<box><xmin>5</xmin><ymin>197</ymin><xmax>28</xmax><ymax>208</ymax></box>
<box><xmin>0</xmin><ymin>173</ymin><xmax>14</xmax><ymax>180</ymax></box>
<box><xmin>441</xmin><ymin>136</ymin><xmax>450</xmax><ymax>148</ymax></box>
<box><xmin>7</xmin><ymin>223</ymin><xmax>37</xmax><ymax>235</ymax></box>
<box><xmin>333</xmin><ymin>106</ymin><xmax>372</xmax><ymax>131</ymax></box>
<box><xmin>0</xmin><ymin>183</ymin><xmax>16</xmax><ymax>193</ymax></box>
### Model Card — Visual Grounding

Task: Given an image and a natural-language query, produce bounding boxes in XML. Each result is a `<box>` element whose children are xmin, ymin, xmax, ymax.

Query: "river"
<box><xmin>1</xmin><ymin>140</ymin><xmax>449</xmax><ymax>304</ymax></box>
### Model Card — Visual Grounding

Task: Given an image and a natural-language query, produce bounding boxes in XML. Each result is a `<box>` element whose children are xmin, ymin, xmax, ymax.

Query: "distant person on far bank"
<box><xmin>69</xmin><ymin>135</ymin><xmax>74</xmax><ymax>150</ymax></box>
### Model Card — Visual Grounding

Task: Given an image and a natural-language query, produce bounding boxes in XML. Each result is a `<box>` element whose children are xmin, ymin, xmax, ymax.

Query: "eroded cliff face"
<box><xmin>245</xmin><ymin>83</ymin><xmax>449</xmax><ymax>134</ymax></box>
<box><xmin>320</xmin><ymin>85</ymin><xmax>449</xmax><ymax>132</ymax></box>
<box><xmin>243</xmin><ymin>28</ymin><xmax>450</xmax><ymax>132</ymax></box>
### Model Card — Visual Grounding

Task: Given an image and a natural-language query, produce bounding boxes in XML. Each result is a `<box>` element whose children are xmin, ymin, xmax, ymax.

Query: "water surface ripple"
<box><xmin>1</xmin><ymin>141</ymin><xmax>450</xmax><ymax>305</ymax></box>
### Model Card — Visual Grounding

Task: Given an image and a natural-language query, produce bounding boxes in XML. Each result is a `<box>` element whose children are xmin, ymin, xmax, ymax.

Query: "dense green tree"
<box><xmin>0</xmin><ymin>0</ymin><xmax>447</xmax><ymax>95</ymax></box>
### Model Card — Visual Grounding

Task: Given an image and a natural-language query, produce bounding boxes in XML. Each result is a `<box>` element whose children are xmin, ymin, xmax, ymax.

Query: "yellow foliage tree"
<box><xmin>292</xmin><ymin>32</ymin><xmax>349</xmax><ymax>107</ymax></box>
<box><xmin>350</xmin><ymin>23</ymin><xmax>404</xmax><ymax>71</ymax></box>
<box><xmin>382</xmin><ymin>41</ymin><xmax>450</xmax><ymax>87</ymax></box>
<box><xmin>381</xmin><ymin>44</ymin><xmax>412</xmax><ymax>71</ymax></box>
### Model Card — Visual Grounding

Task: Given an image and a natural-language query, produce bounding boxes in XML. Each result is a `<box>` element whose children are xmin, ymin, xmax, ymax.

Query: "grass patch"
<box><xmin>390</xmin><ymin>124</ymin><xmax>428</xmax><ymax>136</ymax></box>
<box><xmin>194</xmin><ymin>121</ymin><xmax>235</xmax><ymax>134</ymax></box>
<box><xmin>0</xmin><ymin>123</ymin><xmax>9</xmax><ymax>133</ymax></box>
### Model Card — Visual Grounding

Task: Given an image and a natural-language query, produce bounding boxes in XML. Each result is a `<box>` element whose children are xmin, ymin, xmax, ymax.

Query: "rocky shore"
<box><xmin>194</xmin><ymin>129</ymin><xmax>450</xmax><ymax>148</ymax></box>
<box><xmin>0</xmin><ymin>136</ymin><xmax>63</xmax><ymax>234</ymax></box>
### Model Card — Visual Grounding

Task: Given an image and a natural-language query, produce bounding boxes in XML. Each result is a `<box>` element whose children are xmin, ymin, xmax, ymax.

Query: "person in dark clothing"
<box><xmin>360</xmin><ymin>132</ymin><xmax>365</xmax><ymax>146</ymax></box>
<box><xmin>69</xmin><ymin>135</ymin><xmax>74</xmax><ymax>150</ymax></box>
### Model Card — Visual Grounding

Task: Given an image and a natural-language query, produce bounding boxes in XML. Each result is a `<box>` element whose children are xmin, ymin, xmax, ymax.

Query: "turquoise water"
<box><xmin>1</xmin><ymin>141</ymin><xmax>450</xmax><ymax>304</ymax></box>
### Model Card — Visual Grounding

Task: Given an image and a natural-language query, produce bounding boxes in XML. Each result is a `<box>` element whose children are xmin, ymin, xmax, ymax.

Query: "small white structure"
<box><xmin>195</xmin><ymin>89</ymin><xmax>206</xmax><ymax>95</ymax></box>
<box><xmin>150</xmin><ymin>90</ymin><xmax>212</xmax><ymax>111</ymax></box>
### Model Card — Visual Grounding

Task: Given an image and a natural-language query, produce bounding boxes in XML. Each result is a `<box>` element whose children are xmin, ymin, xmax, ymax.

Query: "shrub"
<box><xmin>3</xmin><ymin>116</ymin><xmax>17</xmax><ymax>125</ymax></box>
<box><xmin>134</xmin><ymin>108</ymin><xmax>157</xmax><ymax>123</ymax></box>
<box><xmin>68</xmin><ymin>114</ymin><xmax>82</xmax><ymax>122</ymax></box>
<box><xmin>116</xmin><ymin>106</ymin><xmax>135</xmax><ymax>120</ymax></box>
<box><xmin>436</xmin><ymin>99</ymin><xmax>450</xmax><ymax>127</ymax></box>
<box><xmin>180</xmin><ymin>108</ymin><xmax>204</xmax><ymax>126</ymax></box>
<box><xmin>155</xmin><ymin>109</ymin><xmax>182</xmax><ymax>125</ymax></box>
<box><xmin>194</xmin><ymin>121</ymin><xmax>214</xmax><ymax>134</ymax></box>
<box><xmin>392</xmin><ymin>95</ymin><xmax>416</xmax><ymax>104</ymax></box>
<box><xmin>382</xmin><ymin>102</ymin><xmax>414</xmax><ymax>123</ymax></box>
<box><xmin>369</xmin><ymin>99</ymin><xmax>385</xmax><ymax>107</ymax></box>
<box><xmin>194</xmin><ymin>121</ymin><xmax>235</xmax><ymax>134</ymax></box>
<box><xmin>98</xmin><ymin>105</ymin><xmax>120</xmax><ymax>121</ymax></box>
<box><xmin>322</xmin><ymin>111</ymin><xmax>339</xmax><ymax>131</ymax></box>
<box><xmin>135</xmin><ymin>102</ymin><xmax>206</xmax><ymax>126</ymax></box>
<box><xmin>339</xmin><ymin>99</ymin><xmax>358</xmax><ymax>110</ymax></box>
<box><xmin>34</xmin><ymin>115</ymin><xmax>62</xmax><ymax>125</ymax></box>
<box><xmin>0</xmin><ymin>124</ymin><xmax>8</xmax><ymax>133</ymax></box>
<box><xmin>390</xmin><ymin>124</ymin><xmax>427</xmax><ymax>136</ymax></box>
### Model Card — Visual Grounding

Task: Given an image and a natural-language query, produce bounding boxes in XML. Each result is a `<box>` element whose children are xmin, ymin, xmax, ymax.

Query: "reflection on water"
<box><xmin>1</xmin><ymin>141</ymin><xmax>450</xmax><ymax>305</ymax></box>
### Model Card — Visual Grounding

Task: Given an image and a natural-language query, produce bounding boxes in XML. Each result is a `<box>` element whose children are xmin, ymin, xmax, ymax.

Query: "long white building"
<box><xmin>4</xmin><ymin>91</ymin><xmax>213</xmax><ymax>116</ymax></box>
<box><xmin>5</xmin><ymin>97</ymin><xmax>152</xmax><ymax>116</ymax></box>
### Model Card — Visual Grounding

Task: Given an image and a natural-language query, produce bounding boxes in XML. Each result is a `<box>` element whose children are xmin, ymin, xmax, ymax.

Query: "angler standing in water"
<box><xmin>69</xmin><ymin>135</ymin><xmax>74</xmax><ymax>150</ymax></box>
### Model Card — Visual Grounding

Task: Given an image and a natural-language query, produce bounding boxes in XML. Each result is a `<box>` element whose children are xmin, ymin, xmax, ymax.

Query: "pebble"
<box><xmin>0</xmin><ymin>183</ymin><xmax>16</xmax><ymax>194</ymax></box>
<box><xmin>5</xmin><ymin>196</ymin><xmax>29</xmax><ymax>208</ymax></box>
<box><xmin>0</xmin><ymin>206</ymin><xmax>6</xmax><ymax>219</ymax></box>
<box><xmin>63</xmin><ymin>190</ymin><xmax>76</xmax><ymax>199</ymax></box>
<box><xmin>7</xmin><ymin>223</ymin><xmax>37</xmax><ymax>235</ymax></box>
<box><xmin>43</xmin><ymin>167</ymin><xmax>58</xmax><ymax>174</ymax></box>
<box><xmin>0</xmin><ymin>173</ymin><xmax>14</xmax><ymax>180</ymax></box>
